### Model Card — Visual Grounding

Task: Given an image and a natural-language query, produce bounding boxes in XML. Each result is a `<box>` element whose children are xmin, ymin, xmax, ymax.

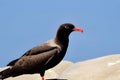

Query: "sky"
<box><xmin>0</xmin><ymin>0</ymin><xmax>120</xmax><ymax>67</ymax></box>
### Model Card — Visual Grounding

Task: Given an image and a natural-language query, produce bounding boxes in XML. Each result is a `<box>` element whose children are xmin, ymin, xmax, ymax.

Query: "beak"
<box><xmin>73</xmin><ymin>27</ymin><xmax>83</xmax><ymax>33</ymax></box>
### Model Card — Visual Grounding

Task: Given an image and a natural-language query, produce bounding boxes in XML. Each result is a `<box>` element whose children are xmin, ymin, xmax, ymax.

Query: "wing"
<box><xmin>7</xmin><ymin>39</ymin><xmax>61</xmax><ymax>66</ymax></box>
<box><xmin>12</xmin><ymin>47</ymin><xmax>60</xmax><ymax>70</ymax></box>
<box><xmin>7</xmin><ymin>42</ymin><xmax>61</xmax><ymax>66</ymax></box>
<box><xmin>7</xmin><ymin>58</ymin><xmax>19</xmax><ymax>66</ymax></box>
<box><xmin>22</xmin><ymin>45</ymin><xmax>57</xmax><ymax>56</ymax></box>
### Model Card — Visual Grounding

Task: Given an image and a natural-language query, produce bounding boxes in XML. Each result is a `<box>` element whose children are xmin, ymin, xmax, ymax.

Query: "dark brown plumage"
<box><xmin>0</xmin><ymin>23</ymin><xmax>83</xmax><ymax>80</ymax></box>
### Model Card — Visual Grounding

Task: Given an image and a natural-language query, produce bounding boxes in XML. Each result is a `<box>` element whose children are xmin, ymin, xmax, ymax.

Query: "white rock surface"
<box><xmin>0</xmin><ymin>54</ymin><xmax>120</xmax><ymax>80</ymax></box>
<box><xmin>59</xmin><ymin>54</ymin><xmax>120</xmax><ymax>80</ymax></box>
<box><xmin>52</xmin><ymin>61</ymin><xmax>73</xmax><ymax>75</ymax></box>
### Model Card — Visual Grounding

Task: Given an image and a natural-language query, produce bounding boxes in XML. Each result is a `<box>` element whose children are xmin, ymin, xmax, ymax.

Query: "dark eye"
<box><xmin>65</xmin><ymin>26</ymin><xmax>69</xmax><ymax>29</ymax></box>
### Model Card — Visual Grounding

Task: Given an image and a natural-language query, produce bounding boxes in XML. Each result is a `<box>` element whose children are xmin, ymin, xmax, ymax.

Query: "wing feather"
<box><xmin>7</xmin><ymin>39</ymin><xmax>61</xmax><ymax>67</ymax></box>
<box><xmin>14</xmin><ymin>47</ymin><xmax>60</xmax><ymax>69</ymax></box>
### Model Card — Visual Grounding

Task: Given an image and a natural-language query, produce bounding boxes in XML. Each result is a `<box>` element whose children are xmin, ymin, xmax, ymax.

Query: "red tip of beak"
<box><xmin>73</xmin><ymin>27</ymin><xmax>83</xmax><ymax>32</ymax></box>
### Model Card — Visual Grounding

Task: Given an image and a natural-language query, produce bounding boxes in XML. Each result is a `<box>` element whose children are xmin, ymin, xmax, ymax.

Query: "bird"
<box><xmin>0</xmin><ymin>23</ymin><xmax>83</xmax><ymax>80</ymax></box>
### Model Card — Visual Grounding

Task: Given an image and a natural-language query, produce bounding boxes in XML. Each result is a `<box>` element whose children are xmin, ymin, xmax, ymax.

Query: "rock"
<box><xmin>52</xmin><ymin>61</ymin><xmax>73</xmax><ymax>76</ymax></box>
<box><xmin>59</xmin><ymin>54</ymin><xmax>120</xmax><ymax>80</ymax></box>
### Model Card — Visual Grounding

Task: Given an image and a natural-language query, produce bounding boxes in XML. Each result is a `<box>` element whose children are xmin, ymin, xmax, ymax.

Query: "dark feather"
<box><xmin>11</xmin><ymin>47</ymin><xmax>60</xmax><ymax>71</ymax></box>
<box><xmin>7</xmin><ymin>59</ymin><xmax>19</xmax><ymax>66</ymax></box>
<box><xmin>7</xmin><ymin>41</ymin><xmax>59</xmax><ymax>66</ymax></box>
<box><xmin>22</xmin><ymin>43</ymin><xmax>58</xmax><ymax>56</ymax></box>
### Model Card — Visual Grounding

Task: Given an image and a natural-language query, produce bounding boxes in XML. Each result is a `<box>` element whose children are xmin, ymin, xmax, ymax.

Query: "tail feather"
<box><xmin>0</xmin><ymin>75</ymin><xmax>3</xmax><ymax>80</ymax></box>
<box><xmin>0</xmin><ymin>68</ymin><xmax>12</xmax><ymax>80</ymax></box>
<box><xmin>0</xmin><ymin>71</ymin><xmax>3</xmax><ymax>80</ymax></box>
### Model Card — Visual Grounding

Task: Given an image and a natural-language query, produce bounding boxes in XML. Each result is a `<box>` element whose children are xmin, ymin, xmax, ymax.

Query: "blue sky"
<box><xmin>0</xmin><ymin>0</ymin><xmax>120</xmax><ymax>67</ymax></box>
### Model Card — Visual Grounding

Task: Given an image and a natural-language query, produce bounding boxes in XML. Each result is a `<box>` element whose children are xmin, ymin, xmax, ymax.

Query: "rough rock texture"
<box><xmin>1</xmin><ymin>54</ymin><xmax>120</xmax><ymax>80</ymax></box>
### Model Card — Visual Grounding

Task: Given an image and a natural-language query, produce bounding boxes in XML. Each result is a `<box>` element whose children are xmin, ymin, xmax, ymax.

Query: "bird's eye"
<box><xmin>65</xmin><ymin>26</ymin><xmax>69</xmax><ymax>29</ymax></box>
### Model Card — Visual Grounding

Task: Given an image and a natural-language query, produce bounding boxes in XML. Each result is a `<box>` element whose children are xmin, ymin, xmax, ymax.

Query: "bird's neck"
<box><xmin>55</xmin><ymin>34</ymin><xmax>69</xmax><ymax>46</ymax></box>
<box><xmin>55</xmin><ymin>30</ymin><xmax>70</xmax><ymax>46</ymax></box>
